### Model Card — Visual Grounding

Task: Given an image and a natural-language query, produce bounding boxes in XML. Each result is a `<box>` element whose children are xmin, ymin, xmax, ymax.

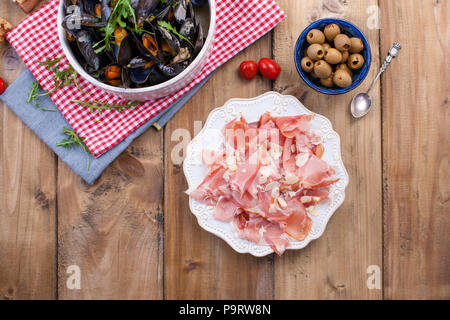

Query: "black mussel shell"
<box><xmin>194</xmin><ymin>23</ymin><xmax>204</xmax><ymax>56</ymax></box>
<box><xmin>62</xmin><ymin>13</ymin><xmax>105</xmax><ymax>34</ymax></box>
<box><xmin>157</xmin><ymin>61</ymin><xmax>189</xmax><ymax>78</ymax></box>
<box><xmin>74</xmin><ymin>29</ymin><xmax>101</xmax><ymax>71</ymax></box>
<box><xmin>130</xmin><ymin>66</ymin><xmax>153</xmax><ymax>85</ymax></box>
<box><xmin>101</xmin><ymin>0</ymin><xmax>112</xmax><ymax>22</ymax></box>
<box><xmin>157</xmin><ymin>25</ymin><xmax>180</xmax><ymax>55</ymax></box>
<box><xmin>179</xmin><ymin>18</ymin><xmax>196</xmax><ymax>43</ymax></box>
<box><xmin>127</xmin><ymin>56</ymin><xmax>151</xmax><ymax>69</ymax></box>
<box><xmin>191</xmin><ymin>0</ymin><xmax>208</xmax><ymax>7</ymax></box>
<box><xmin>174</xmin><ymin>0</ymin><xmax>188</xmax><ymax>24</ymax></box>
<box><xmin>137</xmin><ymin>0</ymin><xmax>160</xmax><ymax>25</ymax></box>
<box><xmin>113</xmin><ymin>34</ymin><xmax>133</xmax><ymax>66</ymax></box>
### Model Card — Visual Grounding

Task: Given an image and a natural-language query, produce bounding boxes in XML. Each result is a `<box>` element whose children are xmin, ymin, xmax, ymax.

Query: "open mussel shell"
<box><xmin>127</xmin><ymin>56</ymin><xmax>151</xmax><ymax>69</ymax></box>
<box><xmin>137</xmin><ymin>0</ymin><xmax>160</xmax><ymax>25</ymax></box>
<box><xmin>179</xmin><ymin>18</ymin><xmax>196</xmax><ymax>43</ymax></box>
<box><xmin>80</xmin><ymin>0</ymin><xmax>101</xmax><ymax>17</ymax></box>
<box><xmin>98</xmin><ymin>64</ymin><xmax>123</xmax><ymax>86</ymax></box>
<box><xmin>74</xmin><ymin>29</ymin><xmax>101</xmax><ymax>71</ymax></box>
<box><xmin>157</xmin><ymin>25</ymin><xmax>181</xmax><ymax>56</ymax></box>
<box><xmin>113</xmin><ymin>33</ymin><xmax>133</xmax><ymax>66</ymax></box>
<box><xmin>100</xmin><ymin>0</ymin><xmax>112</xmax><ymax>22</ymax></box>
<box><xmin>191</xmin><ymin>0</ymin><xmax>208</xmax><ymax>7</ymax></box>
<box><xmin>194</xmin><ymin>23</ymin><xmax>204</xmax><ymax>56</ymax></box>
<box><xmin>62</xmin><ymin>13</ymin><xmax>106</xmax><ymax>34</ymax></box>
<box><xmin>174</xmin><ymin>0</ymin><xmax>189</xmax><ymax>24</ymax></box>
<box><xmin>171</xmin><ymin>47</ymin><xmax>191</xmax><ymax>64</ymax></box>
<box><xmin>148</xmin><ymin>1</ymin><xmax>174</xmax><ymax>22</ymax></box>
<box><xmin>122</xmin><ymin>67</ymin><xmax>132</xmax><ymax>88</ymax></box>
<box><xmin>129</xmin><ymin>66</ymin><xmax>152</xmax><ymax>85</ymax></box>
<box><xmin>157</xmin><ymin>61</ymin><xmax>189</xmax><ymax>78</ymax></box>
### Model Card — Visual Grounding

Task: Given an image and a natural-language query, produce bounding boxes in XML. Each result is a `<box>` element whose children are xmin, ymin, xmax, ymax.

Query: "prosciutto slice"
<box><xmin>187</xmin><ymin>113</ymin><xmax>339</xmax><ymax>255</ymax></box>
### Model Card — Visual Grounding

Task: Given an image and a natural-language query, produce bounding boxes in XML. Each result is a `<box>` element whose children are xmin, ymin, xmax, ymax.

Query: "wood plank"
<box><xmin>57</xmin><ymin>131</ymin><xmax>164</xmax><ymax>299</ymax></box>
<box><xmin>381</xmin><ymin>0</ymin><xmax>450</xmax><ymax>299</ymax></box>
<box><xmin>0</xmin><ymin>1</ymin><xmax>57</xmax><ymax>300</ymax></box>
<box><xmin>273</xmin><ymin>0</ymin><xmax>383</xmax><ymax>299</ymax></box>
<box><xmin>164</xmin><ymin>34</ymin><xmax>274</xmax><ymax>299</ymax></box>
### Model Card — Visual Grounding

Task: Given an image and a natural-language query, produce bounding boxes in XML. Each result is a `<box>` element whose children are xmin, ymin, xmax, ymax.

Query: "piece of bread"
<box><xmin>0</xmin><ymin>17</ymin><xmax>13</xmax><ymax>43</ymax></box>
<box><xmin>15</xmin><ymin>0</ymin><xmax>40</xmax><ymax>13</ymax></box>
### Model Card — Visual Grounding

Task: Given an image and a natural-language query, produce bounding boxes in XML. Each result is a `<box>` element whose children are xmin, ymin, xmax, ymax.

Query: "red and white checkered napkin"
<box><xmin>7</xmin><ymin>0</ymin><xmax>285</xmax><ymax>157</ymax></box>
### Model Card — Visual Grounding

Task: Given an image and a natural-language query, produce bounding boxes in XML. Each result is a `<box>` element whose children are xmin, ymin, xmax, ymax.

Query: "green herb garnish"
<box><xmin>94</xmin><ymin>0</ymin><xmax>138</xmax><ymax>53</ymax></box>
<box><xmin>71</xmin><ymin>99</ymin><xmax>142</xmax><ymax>115</ymax></box>
<box><xmin>27</xmin><ymin>81</ymin><xmax>57</xmax><ymax>112</ymax></box>
<box><xmin>157</xmin><ymin>20</ymin><xmax>194</xmax><ymax>48</ymax></box>
<box><xmin>57</xmin><ymin>126</ymin><xmax>92</xmax><ymax>170</ymax></box>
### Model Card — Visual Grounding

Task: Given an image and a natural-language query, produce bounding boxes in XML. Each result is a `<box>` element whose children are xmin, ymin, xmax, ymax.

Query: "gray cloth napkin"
<box><xmin>0</xmin><ymin>69</ymin><xmax>212</xmax><ymax>184</ymax></box>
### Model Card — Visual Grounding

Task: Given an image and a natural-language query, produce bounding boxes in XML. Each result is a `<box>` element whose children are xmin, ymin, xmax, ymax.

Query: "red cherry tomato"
<box><xmin>239</xmin><ymin>60</ymin><xmax>258</xmax><ymax>80</ymax></box>
<box><xmin>258</xmin><ymin>58</ymin><xmax>281</xmax><ymax>80</ymax></box>
<box><xmin>0</xmin><ymin>77</ymin><xmax>5</xmax><ymax>95</ymax></box>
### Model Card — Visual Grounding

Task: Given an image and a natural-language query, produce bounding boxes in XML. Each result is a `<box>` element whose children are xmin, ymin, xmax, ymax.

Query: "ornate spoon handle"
<box><xmin>367</xmin><ymin>43</ymin><xmax>402</xmax><ymax>94</ymax></box>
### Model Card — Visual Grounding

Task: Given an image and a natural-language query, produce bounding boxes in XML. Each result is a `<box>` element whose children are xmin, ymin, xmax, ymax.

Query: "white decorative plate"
<box><xmin>183</xmin><ymin>91</ymin><xmax>349</xmax><ymax>256</ymax></box>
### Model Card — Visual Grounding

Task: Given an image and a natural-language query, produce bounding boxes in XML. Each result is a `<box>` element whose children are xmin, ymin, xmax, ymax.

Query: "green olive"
<box><xmin>322</xmin><ymin>42</ymin><xmax>331</xmax><ymax>52</ymax></box>
<box><xmin>336</xmin><ymin>63</ymin><xmax>353</xmax><ymax>77</ymax></box>
<box><xmin>340</xmin><ymin>50</ymin><xmax>349</xmax><ymax>63</ymax></box>
<box><xmin>347</xmin><ymin>53</ymin><xmax>365</xmax><ymax>70</ymax></box>
<box><xmin>324</xmin><ymin>23</ymin><xmax>341</xmax><ymax>42</ymax></box>
<box><xmin>320</xmin><ymin>73</ymin><xmax>335</xmax><ymax>88</ymax></box>
<box><xmin>307</xmin><ymin>29</ymin><xmax>325</xmax><ymax>44</ymax></box>
<box><xmin>324</xmin><ymin>48</ymin><xmax>343</xmax><ymax>65</ymax></box>
<box><xmin>310</xmin><ymin>69</ymin><xmax>319</xmax><ymax>79</ymax></box>
<box><xmin>307</xmin><ymin>43</ymin><xmax>325</xmax><ymax>61</ymax></box>
<box><xmin>349</xmin><ymin>37</ymin><xmax>364</xmax><ymax>53</ymax></box>
<box><xmin>333</xmin><ymin>69</ymin><xmax>353</xmax><ymax>88</ymax></box>
<box><xmin>313</xmin><ymin>60</ymin><xmax>332</xmax><ymax>79</ymax></box>
<box><xmin>301</xmin><ymin>57</ymin><xmax>314</xmax><ymax>73</ymax></box>
<box><xmin>334</xmin><ymin>34</ymin><xmax>351</xmax><ymax>52</ymax></box>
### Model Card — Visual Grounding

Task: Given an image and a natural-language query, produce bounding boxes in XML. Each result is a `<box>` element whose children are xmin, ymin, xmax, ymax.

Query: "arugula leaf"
<box><xmin>26</xmin><ymin>81</ymin><xmax>57</xmax><ymax>112</ymax></box>
<box><xmin>157</xmin><ymin>20</ymin><xmax>194</xmax><ymax>48</ymax></box>
<box><xmin>71</xmin><ymin>99</ymin><xmax>142</xmax><ymax>115</ymax></box>
<box><xmin>57</xmin><ymin>127</ymin><xmax>92</xmax><ymax>170</ymax></box>
<box><xmin>94</xmin><ymin>0</ymin><xmax>138</xmax><ymax>53</ymax></box>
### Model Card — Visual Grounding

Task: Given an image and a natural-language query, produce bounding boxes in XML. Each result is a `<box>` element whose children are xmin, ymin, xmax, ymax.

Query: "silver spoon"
<box><xmin>350</xmin><ymin>42</ymin><xmax>402</xmax><ymax>118</ymax></box>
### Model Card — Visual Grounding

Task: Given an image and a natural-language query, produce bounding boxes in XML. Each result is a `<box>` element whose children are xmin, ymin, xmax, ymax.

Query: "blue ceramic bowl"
<box><xmin>294</xmin><ymin>18</ymin><xmax>371</xmax><ymax>95</ymax></box>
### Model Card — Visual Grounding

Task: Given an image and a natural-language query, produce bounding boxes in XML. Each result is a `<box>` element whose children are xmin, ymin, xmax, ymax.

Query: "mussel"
<box><xmin>137</xmin><ymin>0</ymin><xmax>160</xmax><ymax>25</ymax></box>
<box><xmin>191</xmin><ymin>0</ymin><xmax>208</xmax><ymax>7</ymax></box>
<box><xmin>62</xmin><ymin>13</ymin><xmax>106</xmax><ymax>34</ymax></box>
<box><xmin>174</xmin><ymin>0</ymin><xmax>188</xmax><ymax>24</ymax></box>
<box><xmin>74</xmin><ymin>29</ymin><xmax>101</xmax><ymax>71</ymax></box>
<box><xmin>62</xmin><ymin>0</ymin><xmax>207</xmax><ymax>88</ymax></box>
<box><xmin>157</xmin><ymin>60</ymin><xmax>189</xmax><ymax>77</ymax></box>
<box><xmin>157</xmin><ymin>25</ymin><xmax>180</xmax><ymax>55</ymax></box>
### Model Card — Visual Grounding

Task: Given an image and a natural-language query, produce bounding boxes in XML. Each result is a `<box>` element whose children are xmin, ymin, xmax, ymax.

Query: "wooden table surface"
<box><xmin>0</xmin><ymin>0</ymin><xmax>448</xmax><ymax>300</ymax></box>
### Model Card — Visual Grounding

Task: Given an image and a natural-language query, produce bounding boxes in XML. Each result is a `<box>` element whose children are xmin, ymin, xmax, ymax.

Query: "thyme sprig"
<box><xmin>71</xmin><ymin>99</ymin><xmax>142</xmax><ymax>115</ymax></box>
<box><xmin>57</xmin><ymin>127</ymin><xmax>92</xmax><ymax>170</ymax></box>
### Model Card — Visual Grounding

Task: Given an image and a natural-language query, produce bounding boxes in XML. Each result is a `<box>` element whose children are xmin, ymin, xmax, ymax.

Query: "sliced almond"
<box><xmin>265</xmin><ymin>181</ymin><xmax>279</xmax><ymax>191</ymax></box>
<box><xmin>258</xmin><ymin>175</ymin><xmax>268</xmax><ymax>185</ymax></box>
<box><xmin>284</xmin><ymin>175</ymin><xmax>300</xmax><ymax>185</ymax></box>
<box><xmin>300</xmin><ymin>196</ymin><xmax>312</xmax><ymax>203</ymax></box>
<box><xmin>295</xmin><ymin>152</ymin><xmax>309</xmax><ymax>168</ymax></box>
<box><xmin>277</xmin><ymin>197</ymin><xmax>288</xmax><ymax>209</ymax></box>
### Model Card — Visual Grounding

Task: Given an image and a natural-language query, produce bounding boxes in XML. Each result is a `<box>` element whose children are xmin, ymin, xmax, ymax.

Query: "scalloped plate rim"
<box><xmin>183</xmin><ymin>91</ymin><xmax>349</xmax><ymax>257</ymax></box>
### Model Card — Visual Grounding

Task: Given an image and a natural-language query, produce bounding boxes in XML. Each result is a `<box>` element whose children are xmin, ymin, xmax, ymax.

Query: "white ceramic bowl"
<box><xmin>57</xmin><ymin>1</ymin><xmax>216</xmax><ymax>101</ymax></box>
<box><xmin>183</xmin><ymin>92</ymin><xmax>349</xmax><ymax>256</ymax></box>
